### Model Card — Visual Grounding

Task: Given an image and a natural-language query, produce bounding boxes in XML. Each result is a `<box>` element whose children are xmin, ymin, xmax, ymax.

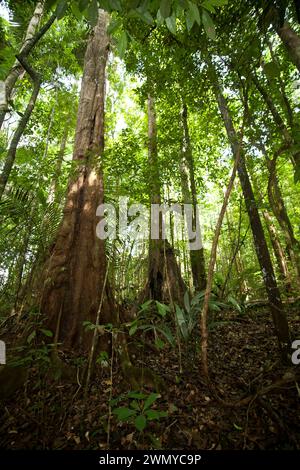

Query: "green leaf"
<box><xmin>186</xmin><ymin>8</ymin><xmax>195</xmax><ymax>31</ymax></box>
<box><xmin>155</xmin><ymin>325</ymin><xmax>175</xmax><ymax>346</ymax></box>
<box><xmin>27</xmin><ymin>330</ymin><xmax>36</xmax><ymax>343</ymax></box>
<box><xmin>40</xmin><ymin>328</ymin><xmax>53</xmax><ymax>337</ymax></box>
<box><xmin>188</xmin><ymin>1</ymin><xmax>200</xmax><ymax>25</ymax></box>
<box><xmin>184</xmin><ymin>290</ymin><xmax>190</xmax><ymax>312</ymax></box>
<box><xmin>86</xmin><ymin>0</ymin><xmax>99</xmax><ymax>27</ymax></box>
<box><xmin>56</xmin><ymin>0</ymin><xmax>68</xmax><ymax>19</ymax></box>
<box><xmin>145</xmin><ymin>409</ymin><xmax>168</xmax><ymax>420</ymax></box>
<box><xmin>155</xmin><ymin>337</ymin><xmax>165</xmax><ymax>349</ymax></box>
<box><xmin>129</xmin><ymin>320</ymin><xmax>138</xmax><ymax>336</ymax></box>
<box><xmin>160</xmin><ymin>0</ymin><xmax>172</xmax><ymax>18</ymax></box>
<box><xmin>107</xmin><ymin>18</ymin><xmax>122</xmax><ymax>34</ymax></box>
<box><xmin>117</xmin><ymin>30</ymin><xmax>128</xmax><ymax>58</ymax></box>
<box><xmin>202</xmin><ymin>10</ymin><xmax>216</xmax><ymax>40</ymax></box>
<box><xmin>156</xmin><ymin>9</ymin><xmax>165</xmax><ymax>26</ymax></box>
<box><xmin>155</xmin><ymin>301</ymin><xmax>169</xmax><ymax>317</ymax></box>
<box><xmin>264</xmin><ymin>61</ymin><xmax>280</xmax><ymax>79</ymax></box>
<box><xmin>209</xmin><ymin>0</ymin><xmax>228</xmax><ymax>5</ymax></box>
<box><xmin>201</xmin><ymin>0</ymin><xmax>216</xmax><ymax>13</ymax></box>
<box><xmin>135</xmin><ymin>414</ymin><xmax>147</xmax><ymax>431</ymax></box>
<box><xmin>109</xmin><ymin>0</ymin><xmax>122</xmax><ymax>11</ymax></box>
<box><xmin>166</xmin><ymin>14</ymin><xmax>177</xmax><ymax>34</ymax></box>
<box><xmin>144</xmin><ymin>392</ymin><xmax>160</xmax><ymax>410</ymax></box>
<box><xmin>113</xmin><ymin>407</ymin><xmax>136</xmax><ymax>421</ymax></box>
<box><xmin>294</xmin><ymin>164</ymin><xmax>300</xmax><ymax>184</ymax></box>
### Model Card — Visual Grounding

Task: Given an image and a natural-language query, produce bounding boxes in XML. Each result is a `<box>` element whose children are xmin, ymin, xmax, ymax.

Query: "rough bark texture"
<box><xmin>180</xmin><ymin>104</ymin><xmax>206</xmax><ymax>292</ymax></box>
<box><xmin>140</xmin><ymin>96</ymin><xmax>187</xmax><ymax>304</ymax></box>
<box><xmin>276</xmin><ymin>21</ymin><xmax>300</xmax><ymax>74</ymax></box>
<box><xmin>215</xmin><ymin>85</ymin><xmax>290</xmax><ymax>357</ymax></box>
<box><xmin>40</xmin><ymin>11</ymin><xmax>114</xmax><ymax>350</ymax></box>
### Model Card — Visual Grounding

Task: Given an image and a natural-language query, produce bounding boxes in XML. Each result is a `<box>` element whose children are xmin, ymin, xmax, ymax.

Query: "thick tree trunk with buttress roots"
<box><xmin>40</xmin><ymin>11</ymin><xmax>115</xmax><ymax>350</ymax></box>
<box><xmin>140</xmin><ymin>96</ymin><xmax>187</xmax><ymax>304</ymax></box>
<box><xmin>213</xmin><ymin>75</ymin><xmax>290</xmax><ymax>358</ymax></box>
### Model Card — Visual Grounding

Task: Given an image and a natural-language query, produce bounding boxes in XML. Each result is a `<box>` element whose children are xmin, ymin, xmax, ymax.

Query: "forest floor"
<box><xmin>0</xmin><ymin>305</ymin><xmax>300</xmax><ymax>450</ymax></box>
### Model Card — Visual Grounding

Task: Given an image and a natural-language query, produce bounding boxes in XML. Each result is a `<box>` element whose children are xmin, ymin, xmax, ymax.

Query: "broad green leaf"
<box><xmin>135</xmin><ymin>414</ymin><xmax>147</xmax><ymax>431</ymax></box>
<box><xmin>40</xmin><ymin>328</ymin><xmax>53</xmax><ymax>337</ymax></box>
<box><xmin>56</xmin><ymin>0</ymin><xmax>68</xmax><ymax>19</ymax></box>
<box><xmin>117</xmin><ymin>30</ymin><xmax>128</xmax><ymax>58</ymax></box>
<box><xmin>145</xmin><ymin>409</ymin><xmax>168</xmax><ymax>420</ymax></box>
<box><xmin>144</xmin><ymin>392</ymin><xmax>160</xmax><ymax>410</ymax></box>
<box><xmin>184</xmin><ymin>290</ymin><xmax>190</xmax><ymax>312</ymax></box>
<box><xmin>202</xmin><ymin>10</ymin><xmax>216</xmax><ymax>40</ymax></box>
<box><xmin>160</xmin><ymin>0</ymin><xmax>172</xmax><ymax>18</ymax></box>
<box><xmin>86</xmin><ymin>0</ymin><xmax>99</xmax><ymax>27</ymax></box>
<box><xmin>166</xmin><ymin>14</ymin><xmax>177</xmax><ymax>34</ymax></box>
<box><xmin>209</xmin><ymin>0</ymin><xmax>228</xmax><ymax>5</ymax></box>
<box><xmin>27</xmin><ymin>330</ymin><xmax>36</xmax><ymax>343</ymax></box>
<box><xmin>186</xmin><ymin>8</ymin><xmax>196</xmax><ymax>31</ymax></box>
<box><xmin>109</xmin><ymin>0</ymin><xmax>122</xmax><ymax>11</ymax></box>
<box><xmin>155</xmin><ymin>325</ymin><xmax>175</xmax><ymax>345</ymax></box>
<box><xmin>113</xmin><ymin>407</ymin><xmax>136</xmax><ymax>421</ymax></box>
<box><xmin>155</xmin><ymin>301</ymin><xmax>169</xmax><ymax>317</ymax></box>
<box><xmin>107</xmin><ymin>19</ymin><xmax>122</xmax><ymax>35</ymax></box>
<box><xmin>129</xmin><ymin>320</ymin><xmax>138</xmax><ymax>336</ymax></box>
<box><xmin>188</xmin><ymin>1</ymin><xmax>200</xmax><ymax>25</ymax></box>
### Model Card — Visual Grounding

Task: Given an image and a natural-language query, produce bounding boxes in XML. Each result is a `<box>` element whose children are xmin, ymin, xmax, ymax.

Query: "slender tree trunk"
<box><xmin>262</xmin><ymin>209</ymin><xmax>292</xmax><ymax>291</ymax></box>
<box><xmin>0</xmin><ymin>58</ymin><xmax>41</xmax><ymax>200</ymax></box>
<box><xmin>276</xmin><ymin>21</ymin><xmax>300</xmax><ymax>74</ymax></box>
<box><xmin>140</xmin><ymin>96</ymin><xmax>186</xmax><ymax>304</ymax></box>
<box><xmin>179</xmin><ymin>103</ymin><xmax>206</xmax><ymax>291</ymax></box>
<box><xmin>251</xmin><ymin>73</ymin><xmax>300</xmax><ymax>167</ymax></box>
<box><xmin>210</xmin><ymin>64</ymin><xmax>290</xmax><ymax>357</ymax></box>
<box><xmin>0</xmin><ymin>3</ymin><xmax>56</xmax><ymax>130</ymax></box>
<box><xmin>40</xmin><ymin>11</ymin><xmax>114</xmax><ymax>349</ymax></box>
<box><xmin>266</xmin><ymin>156</ymin><xmax>300</xmax><ymax>284</ymax></box>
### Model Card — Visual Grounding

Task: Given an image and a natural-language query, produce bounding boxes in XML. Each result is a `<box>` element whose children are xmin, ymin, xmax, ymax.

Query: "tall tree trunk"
<box><xmin>276</xmin><ymin>21</ymin><xmax>300</xmax><ymax>74</ymax></box>
<box><xmin>267</xmin><ymin>156</ymin><xmax>300</xmax><ymax>284</ymax></box>
<box><xmin>251</xmin><ymin>73</ymin><xmax>300</xmax><ymax>168</ymax></box>
<box><xmin>0</xmin><ymin>58</ymin><xmax>41</xmax><ymax>200</ymax></box>
<box><xmin>210</xmin><ymin>63</ymin><xmax>290</xmax><ymax>357</ymax></box>
<box><xmin>140</xmin><ymin>96</ymin><xmax>186</xmax><ymax>304</ymax></box>
<box><xmin>40</xmin><ymin>11</ymin><xmax>114</xmax><ymax>349</ymax></box>
<box><xmin>262</xmin><ymin>209</ymin><xmax>292</xmax><ymax>291</ymax></box>
<box><xmin>179</xmin><ymin>103</ymin><xmax>206</xmax><ymax>292</ymax></box>
<box><xmin>0</xmin><ymin>3</ymin><xmax>56</xmax><ymax>130</ymax></box>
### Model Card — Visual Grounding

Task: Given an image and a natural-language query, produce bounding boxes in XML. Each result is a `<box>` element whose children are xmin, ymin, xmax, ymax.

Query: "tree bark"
<box><xmin>0</xmin><ymin>57</ymin><xmax>41</xmax><ymax>200</ymax></box>
<box><xmin>251</xmin><ymin>73</ymin><xmax>300</xmax><ymax>168</ymax></box>
<box><xmin>40</xmin><ymin>11</ymin><xmax>114</xmax><ymax>350</ymax></box>
<box><xmin>180</xmin><ymin>103</ymin><xmax>206</xmax><ymax>292</ymax></box>
<box><xmin>262</xmin><ymin>209</ymin><xmax>292</xmax><ymax>291</ymax></box>
<box><xmin>210</xmin><ymin>65</ymin><xmax>290</xmax><ymax>358</ymax></box>
<box><xmin>0</xmin><ymin>3</ymin><xmax>56</xmax><ymax>130</ymax></box>
<box><xmin>140</xmin><ymin>96</ymin><xmax>186</xmax><ymax>304</ymax></box>
<box><xmin>276</xmin><ymin>21</ymin><xmax>300</xmax><ymax>74</ymax></box>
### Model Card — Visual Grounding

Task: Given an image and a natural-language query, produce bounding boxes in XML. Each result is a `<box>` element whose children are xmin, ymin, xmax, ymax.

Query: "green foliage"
<box><xmin>128</xmin><ymin>300</ymin><xmax>175</xmax><ymax>349</ymax></box>
<box><xmin>112</xmin><ymin>391</ymin><xmax>168</xmax><ymax>432</ymax></box>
